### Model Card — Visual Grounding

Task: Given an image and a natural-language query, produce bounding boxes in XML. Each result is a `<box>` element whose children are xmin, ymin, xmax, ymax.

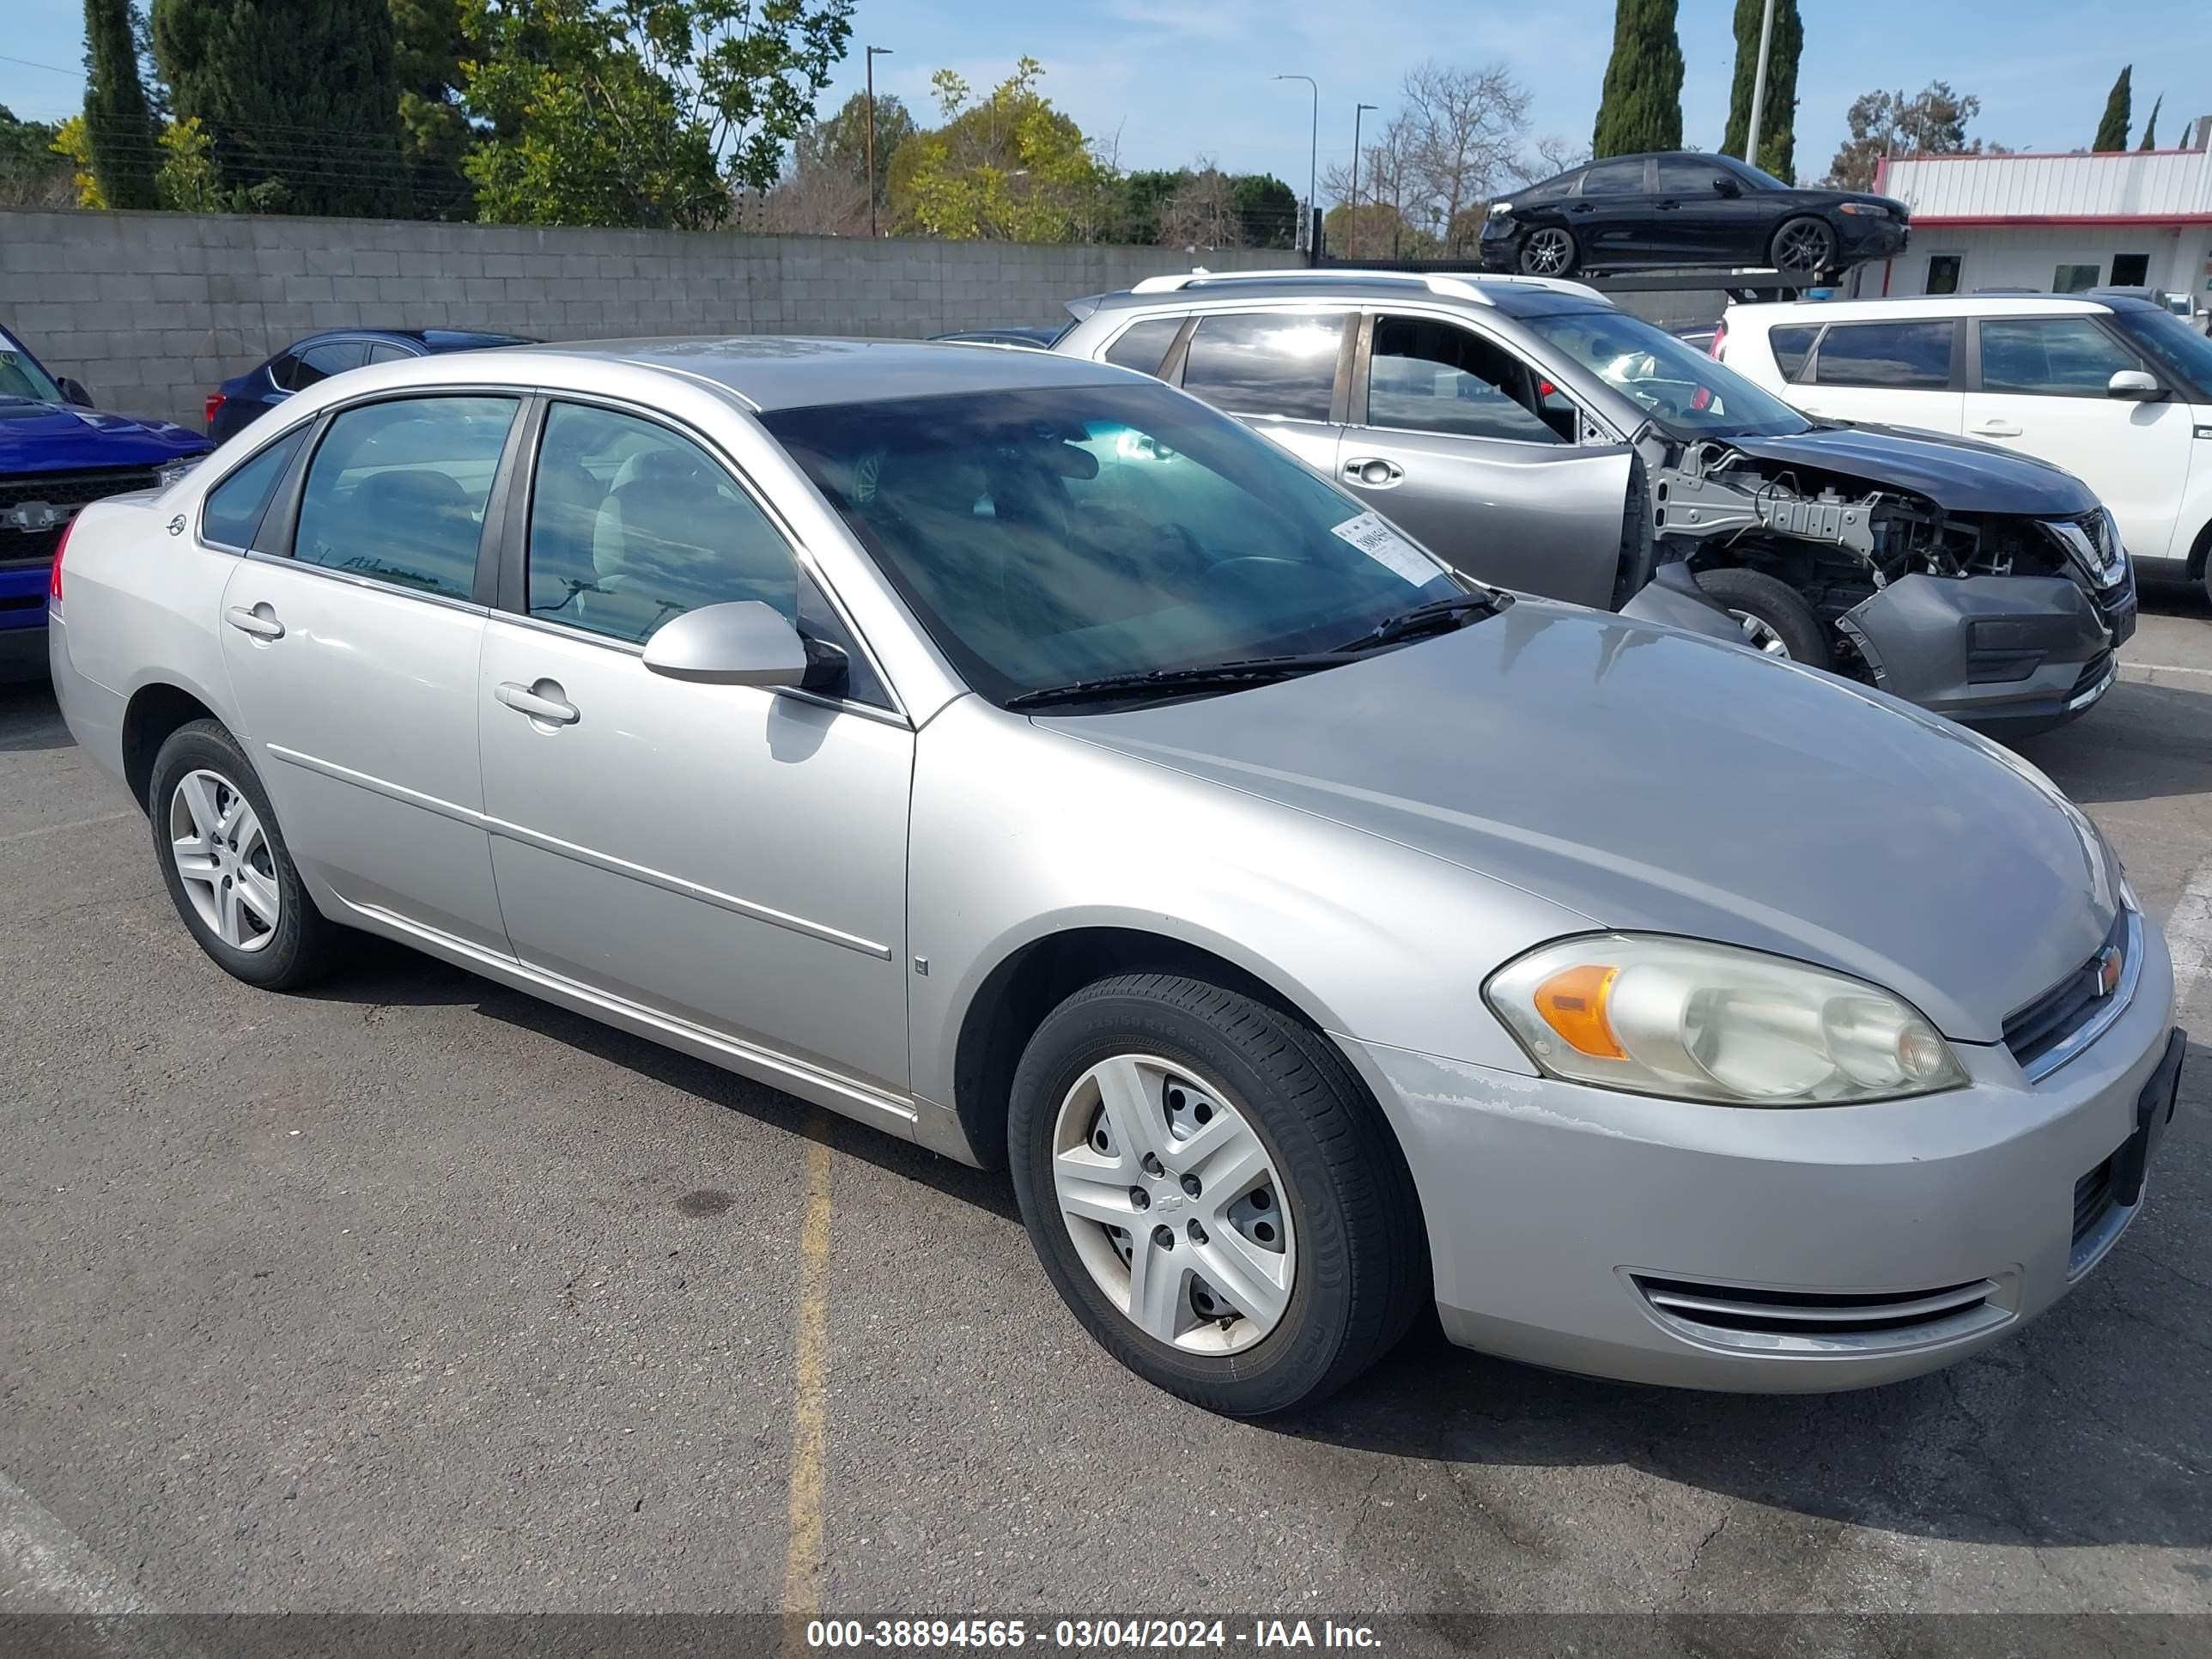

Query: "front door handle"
<box><xmin>1345</xmin><ymin>456</ymin><xmax>1406</xmax><ymax>489</ymax></box>
<box><xmin>495</xmin><ymin>679</ymin><xmax>580</xmax><ymax>726</ymax></box>
<box><xmin>1973</xmin><ymin>420</ymin><xmax>2024</xmax><ymax>438</ymax></box>
<box><xmin>224</xmin><ymin>603</ymin><xmax>284</xmax><ymax>641</ymax></box>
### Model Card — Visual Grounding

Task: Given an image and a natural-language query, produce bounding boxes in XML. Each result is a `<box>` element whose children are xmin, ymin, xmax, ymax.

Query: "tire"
<box><xmin>148</xmin><ymin>718</ymin><xmax>339</xmax><ymax>990</ymax></box>
<box><xmin>1692</xmin><ymin>566</ymin><xmax>1832</xmax><ymax>667</ymax></box>
<box><xmin>1008</xmin><ymin>973</ymin><xmax>1427</xmax><ymax>1418</ymax></box>
<box><xmin>1518</xmin><ymin>226</ymin><xmax>1577</xmax><ymax>277</ymax></box>
<box><xmin>1771</xmin><ymin>215</ymin><xmax>1837</xmax><ymax>281</ymax></box>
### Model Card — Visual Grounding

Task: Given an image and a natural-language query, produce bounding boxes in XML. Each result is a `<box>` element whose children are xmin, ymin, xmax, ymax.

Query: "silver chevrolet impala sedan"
<box><xmin>48</xmin><ymin>339</ymin><xmax>2185</xmax><ymax>1416</ymax></box>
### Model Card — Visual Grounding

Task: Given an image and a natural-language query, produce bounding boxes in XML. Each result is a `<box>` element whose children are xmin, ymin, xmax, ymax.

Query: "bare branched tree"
<box><xmin>1402</xmin><ymin>61</ymin><xmax>1530</xmax><ymax>253</ymax></box>
<box><xmin>1158</xmin><ymin>155</ymin><xmax>1244</xmax><ymax>249</ymax></box>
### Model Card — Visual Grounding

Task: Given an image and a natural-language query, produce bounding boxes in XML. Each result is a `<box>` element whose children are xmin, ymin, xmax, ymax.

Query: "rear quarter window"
<box><xmin>1768</xmin><ymin>325</ymin><xmax>1819</xmax><ymax>381</ymax></box>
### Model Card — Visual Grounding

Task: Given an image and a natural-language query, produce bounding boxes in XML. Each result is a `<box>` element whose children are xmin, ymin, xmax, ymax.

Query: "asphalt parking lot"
<box><xmin>3</xmin><ymin>589</ymin><xmax>2211</xmax><ymax>1624</ymax></box>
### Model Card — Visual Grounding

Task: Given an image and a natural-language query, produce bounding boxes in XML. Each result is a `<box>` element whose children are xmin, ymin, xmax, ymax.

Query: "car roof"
<box><xmin>1724</xmin><ymin>293</ymin><xmax>2144</xmax><ymax>323</ymax></box>
<box><xmin>288</xmin><ymin>327</ymin><xmax>536</xmax><ymax>351</ymax></box>
<box><xmin>514</xmin><ymin>336</ymin><xmax>1137</xmax><ymax>410</ymax></box>
<box><xmin>1078</xmin><ymin>268</ymin><xmax>1613</xmax><ymax>319</ymax></box>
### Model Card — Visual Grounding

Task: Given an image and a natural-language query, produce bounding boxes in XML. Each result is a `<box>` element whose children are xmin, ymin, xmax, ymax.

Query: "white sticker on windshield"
<box><xmin>1330</xmin><ymin>510</ymin><xmax>1439</xmax><ymax>586</ymax></box>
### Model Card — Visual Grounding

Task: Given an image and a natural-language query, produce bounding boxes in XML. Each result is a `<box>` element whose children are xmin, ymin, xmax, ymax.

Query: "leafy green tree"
<box><xmin>1116</xmin><ymin>167</ymin><xmax>1186</xmax><ymax>245</ymax></box>
<box><xmin>1231</xmin><ymin>173</ymin><xmax>1297</xmax><ymax>249</ymax></box>
<box><xmin>0</xmin><ymin>105</ymin><xmax>73</xmax><ymax>207</ymax></box>
<box><xmin>1592</xmin><ymin>0</ymin><xmax>1682</xmax><ymax>159</ymax></box>
<box><xmin>154</xmin><ymin>0</ymin><xmax>411</xmax><ymax>216</ymax></box>
<box><xmin>392</xmin><ymin>0</ymin><xmax>473</xmax><ymax>217</ymax></box>
<box><xmin>2139</xmin><ymin>94</ymin><xmax>2161</xmax><ymax>149</ymax></box>
<box><xmin>2093</xmin><ymin>65</ymin><xmax>2130</xmax><ymax>151</ymax></box>
<box><xmin>1720</xmin><ymin>0</ymin><xmax>1802</xmax><ymax>181</ymax></box>
<box><xmin>460</xmin><ymin>0</ymin><xmax>853</xmax><ymax>228</ymax></box>
<box><xmin>796</xmin><ymin>88</ymin><xmax>913</xmax><ymax>222</ymax></box>
<box><xmin>888</xmin><ymin>59</ymin><xmax>1109</xmax><ymax>242</ymax></box>
<box><xmin>1825</xmin><ymin>82</ymin><xmax>1991</xmax><ymax>190</ymax></box>
<box><xmin>84</xmin><ymin>0</ymin><xmax>161</xmax><ymax>208</ymax></box>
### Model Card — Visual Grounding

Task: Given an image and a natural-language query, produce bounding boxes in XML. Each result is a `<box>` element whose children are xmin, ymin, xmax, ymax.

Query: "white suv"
<box><xmin>1717</xmin><ymin>294</ymin><xmax>2212</xmax><ymax>592</ymax></box>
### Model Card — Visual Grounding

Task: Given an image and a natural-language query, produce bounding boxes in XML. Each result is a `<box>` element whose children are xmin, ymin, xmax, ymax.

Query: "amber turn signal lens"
<box><xmin>1532</xmin><ymin>963</ymin><xmax>1625</xmax><ymax>1059</ymax></box>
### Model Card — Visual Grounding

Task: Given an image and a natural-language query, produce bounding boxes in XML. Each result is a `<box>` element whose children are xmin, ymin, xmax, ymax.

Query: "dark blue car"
<box><xmin>3</xmin><ymin>324</ymin><xmax>210</xmax><ymax>681</ymax></box>
<box><xmin>206</xmin><ymin>327</ymin><xmax>536</xmax><ymax>443</ymax></box>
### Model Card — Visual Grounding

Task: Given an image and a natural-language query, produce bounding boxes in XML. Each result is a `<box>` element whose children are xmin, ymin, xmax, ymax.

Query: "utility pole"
<box><xmin>1351</xmin><ymin>103</ymin><xmax>1377</xmax><ymax>261</ymax></box>
<box><xmin>1273</xmin><ymin>75</ymin><xmax>1318</xmax><ymax>258</ymax></box>
<box><xmin>1744</xmin><ymin>0</ymin><xmax>1777</xmax><ymax>168</ymax></box>
<box><xmin>866</xmin><ymin>45</ymin><xmax>894</xmax><ymax>237</ymax></box>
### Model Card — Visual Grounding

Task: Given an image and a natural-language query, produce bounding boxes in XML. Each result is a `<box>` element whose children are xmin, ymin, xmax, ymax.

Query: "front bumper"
<box><xmin>1838</xmin><ymin>569</ymin><xmax>2135</xmax><ymax>735</ymax></box>
<box><xmin>1838</xmin><ymin>216</ymin><xmax>1909</xmax><ymax>263</ymax></box>
<box><xmin>0</xmin><ymin>564</ymin><xmax>49</xmax><ymax>682</ymax></box>
<box><xmin>1346</xmin><ymin>916</ymin><xmax>2179</xmax><ymax>1392</ymax></box>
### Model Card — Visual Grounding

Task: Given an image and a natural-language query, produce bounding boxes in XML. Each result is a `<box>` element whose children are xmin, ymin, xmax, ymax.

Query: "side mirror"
<box><xmin>58</xmin><ymin>376</ymin><xmax>94</xmax><ymax>407</ymax></box>
<box><xmin>2107</xmin><ymin>368</ymin><xmax>2166</xmax><ymax>401</ymax></box>
<box><xmin>1712</xmin><ymin>175</ymin><xmax>1741</xmax><ymax>198</ymax></box>
<box><xmin>642</xmin><ymin>601</ymin><xmax>811</xmax><ymax>688</ymax></box>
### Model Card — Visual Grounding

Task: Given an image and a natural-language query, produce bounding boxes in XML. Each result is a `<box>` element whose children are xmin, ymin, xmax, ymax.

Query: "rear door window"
<box><xmin>366</xmin><ymin>343</ymin><xmax>416</xmax><ymax>365</ymax></box>
<box><xmin>1812</xmin><ymin>321</ymin><xmax>1955</xmax><ymax>389</ymax></box>
<box><xmin>1579</xmin><ymin>159</ymin><xmax>1649</xmax><ymax>196</ymax></box>
<box><xmin>1179</xmin><ymin>312</ymin><xmax>1346</xmax><ymax>421</ymax></box>
<box><xmin>1102</xmin><ymin>317</ymin><xmax>1183</xmax><ymax>376</ymax></box>
<box><xmin>1768</xmin><ymin>325</ymin><xmax>1819</xmax><ymax>381</ymax></box>
<box><xmin>1978</xmin><ymin>318</ymin><xmax>2144</xmax><ymax>397</ymax></box>
<box><xmin>291</xmin><ymin>395</ymin><xmax>519</xmax><ymax>599</ymax></box>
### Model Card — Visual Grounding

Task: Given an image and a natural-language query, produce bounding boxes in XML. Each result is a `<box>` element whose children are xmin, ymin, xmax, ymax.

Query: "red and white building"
<box><xmin>1853</xmin><ymin>120</ymin><xmax>2212</xmax><ymax>311</ymax></box>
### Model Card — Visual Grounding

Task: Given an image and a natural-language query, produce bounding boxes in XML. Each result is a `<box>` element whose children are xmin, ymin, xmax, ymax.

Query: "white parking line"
<box><xmin>0</xmin><ymin>1468</ymin><xmax>146</xmax><ymax>1612</ymax></box>
<box><xmin>2164</xmin><ymin>856</ymin><xmax>2212</xmax><ymax>1022</ymax></box>
<box><xmin>0</xmin><ymin>811</ymin><xmax>136</xmax><ymax>848</ymax></box>
<box><xmin>2121</xmin><ymin>661</ymin><xmax>2212</xmax><ymax>678</ymax></box>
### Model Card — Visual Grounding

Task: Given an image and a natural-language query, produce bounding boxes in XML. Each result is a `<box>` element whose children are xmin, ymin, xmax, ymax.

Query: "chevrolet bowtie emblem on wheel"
<box><xmin>1</xmin><ymin>501</ymin><xmax>67</xmax><ymax>534</ymax></box>
<box><xmin>2095</xmin><ymin>945</ymin><xmax>2125</xmax><ymax>999</ymax></box>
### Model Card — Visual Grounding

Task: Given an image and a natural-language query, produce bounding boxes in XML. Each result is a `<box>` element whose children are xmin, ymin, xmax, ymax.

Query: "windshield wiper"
<box><xmin>1003</xmin><ymin>652</ymin><xmax>1358</xmax><ymax>711</ymax></box>
<box><xmin>1335</xmin><ymin>591</ymin><xmax>1506</xmax><ymax>653</ymax></box>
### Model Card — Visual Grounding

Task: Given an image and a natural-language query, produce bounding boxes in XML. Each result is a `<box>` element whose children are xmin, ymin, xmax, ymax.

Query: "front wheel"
<box><xmin>1519</xmin><ymin>226</ymin><xmax>1577</xmax><ymax>277</ymax></box>
<box><xmin>1771</xmin><ymin>215</ymin><xmax>1838</xmax><ymax>280</ymax></box>
<box><xmin>1008</xmin><ymin>974</ymin><xmax>1427</xmax><ymax>1417</ymax></box>
<box><xmin>1692</xmin><ymin>567</ymin><xmax>1832</xmax><ymax>667</ymax></box>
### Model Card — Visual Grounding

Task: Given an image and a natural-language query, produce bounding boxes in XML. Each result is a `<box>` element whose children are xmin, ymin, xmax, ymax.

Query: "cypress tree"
<box><xmin>83</xmin><ymin>0</ymin><xmax>160</xmax><ymax>209</ymax></box>
<box><xmin>154</xmin><ymin>0</ymin><xmax>410</xmax><ymax>216</ymax></box>
<box><xmin>2140</xmin><ymin>95</ymin><xmax>2161</xmax><ymax>149</ymax></box>
<box><xmin>1720</xmin><ymin>0</ymin><xmax>1802</xmax><ymax>182</ymax></box>
<box><xmin>1593</xmin><ymin>0</ymin><xmax>1685</xmax><ymax>160</ymax></box>
<box><xmin>2092</xmin><ymin>65</ymin><xmax>2131</xmax><ymax>152</ymax></box>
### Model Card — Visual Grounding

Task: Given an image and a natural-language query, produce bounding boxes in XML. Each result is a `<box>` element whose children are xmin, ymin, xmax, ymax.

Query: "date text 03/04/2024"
<box><xmin>805</xmin><ymin>1619</ymin><xmax>1382</xmax><ymax>1650</ymax></box>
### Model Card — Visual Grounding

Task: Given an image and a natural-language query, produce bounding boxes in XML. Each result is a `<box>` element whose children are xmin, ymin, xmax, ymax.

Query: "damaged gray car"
<box><xmin>1052</xmin><ymin>271</ymin><xmax>2136</xmax><ymax>732</ymax></box>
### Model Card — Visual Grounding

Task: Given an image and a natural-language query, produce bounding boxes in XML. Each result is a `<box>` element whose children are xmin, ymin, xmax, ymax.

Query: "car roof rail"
<box><xmin>1126</xmin><ymin>267</ymin><xmax>1611</xmax><ymax>307</ymax></box>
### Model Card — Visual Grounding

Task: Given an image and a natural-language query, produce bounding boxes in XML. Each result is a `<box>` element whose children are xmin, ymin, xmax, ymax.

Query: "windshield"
<box><xmin>1523</xmin><ymin>309</ymin><xmax>1812</xmax><ymax>439</ymax></box>
<box><xmin>759</xmin><ymin>383</ymin><xmax>1462</xmax><ymax>708</ymax></box>
<box><xmin>0</xmin><ymin>331</ymin><xmax>65</xmax><ymax>404</ymax></box>
<box><xmin>2112</xmin><ymin>307</ymin><xmax>2212</xmax><ymax>397</ymax></box>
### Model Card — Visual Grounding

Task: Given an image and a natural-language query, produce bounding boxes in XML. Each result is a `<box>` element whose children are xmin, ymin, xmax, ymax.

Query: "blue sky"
<box><xmin>4</xmin><ymin>1</ymin><xmax>2208</xmax><ymax>196</ymax></box>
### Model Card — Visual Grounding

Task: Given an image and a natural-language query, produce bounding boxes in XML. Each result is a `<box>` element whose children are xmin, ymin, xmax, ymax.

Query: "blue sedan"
<box><xmin>205</xmin><ymin>327</ymin><xmax>535</xmax><ymax>443</ymax></box>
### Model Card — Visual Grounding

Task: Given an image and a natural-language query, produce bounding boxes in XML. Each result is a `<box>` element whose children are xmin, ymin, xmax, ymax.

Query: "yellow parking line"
<box><xmin>780</xmin><ymin>1115</ymin><xmax>835</xmax><ymax>1643</ymax></box>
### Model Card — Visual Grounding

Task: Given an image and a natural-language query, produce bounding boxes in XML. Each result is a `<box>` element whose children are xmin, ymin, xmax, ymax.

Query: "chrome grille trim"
<box><xmin>2006</xmin><ymin>908</ymin><xmax>2142</xmax><ymax>1084</ymax></box>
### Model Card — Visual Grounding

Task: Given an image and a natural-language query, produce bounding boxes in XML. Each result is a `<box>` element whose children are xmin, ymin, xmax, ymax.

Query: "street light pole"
<box><xmin>866</xmin><ymin>45</ymin><xmax>894</xmax><ymax>237</ymax></box>
<box><xmin>1351</xmin><ymin>102</ymin><xmax>1377</xmax><ymax>260</ymax></box>
<box><xmin>1744</xmin><ymin>0</ymin><xmax>1776</xmax><ymax>168</ymax></box>
<box><xmin>1273</xmin><ymin>74</ymin><xmax>1317</xmax><ymax>258</ymax></box>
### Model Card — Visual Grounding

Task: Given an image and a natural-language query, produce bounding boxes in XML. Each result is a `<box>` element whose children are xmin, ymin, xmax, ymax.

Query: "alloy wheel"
<box><xmin>1775</xmin><ymin>222</ymin><xmax>1833</xmax><ymax>276</ymax></box>
<box><xmin>1521</xmin><ymin>229</ymin><xmax>1571</xmax><ymax>276</ymax></box>
<box><xmin>1729</xmin><ymin>608</ymin><xmax>1792</xmax><ymax>658</ymax></box>
<box><xmin>167</xmin><ymin>769</ymin><xmax>280</xmax><ymax>951</ymax></box>
<box><xmin>1049</xmin><ymin>1054</ymin><xmax>1295</xmax><ymax>1355</ymax></box>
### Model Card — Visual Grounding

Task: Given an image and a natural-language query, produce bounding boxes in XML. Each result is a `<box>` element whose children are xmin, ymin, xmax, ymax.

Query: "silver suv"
<box><xmin>1053</xmin><ymin>270</ymin><xmax>2136</xmax><ymax>733</ymax></box>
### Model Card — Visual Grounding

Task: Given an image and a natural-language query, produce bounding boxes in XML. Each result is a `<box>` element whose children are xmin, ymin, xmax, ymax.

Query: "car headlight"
<box><xmin>1838</xmin><ymin>202</ymin><xmax>1887</xmax><ymax>217</ymax></box>
<box><xmin>1487</xmin><ymin>200</ymin><xmax>1513</xmax><ymax>217</ymax></box>
<box><xmin>155</xmin><ymin>459</ymin><xmax>202</xmax><ymax>489</ymax></box>
<box><xmin>1483</xmin><ymin>934</ymin><xmax>1966</xmax><ymax>1106</ymax></box>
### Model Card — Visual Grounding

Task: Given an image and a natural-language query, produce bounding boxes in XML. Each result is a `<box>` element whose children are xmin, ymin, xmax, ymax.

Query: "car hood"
<box><xmin>1723</xmin><ymin>423</ymin><xmax>2098</xmax><ymax>516</ymax></box>
<box><xmin>0</xmin><ymin>397</ymin><xmax>210</xmax><ymax>474</ymax></box>
<box><xmin>1044</xmin><ymin>602</ymin><xmax>2119</xmax><ymax>1044</ymax></box>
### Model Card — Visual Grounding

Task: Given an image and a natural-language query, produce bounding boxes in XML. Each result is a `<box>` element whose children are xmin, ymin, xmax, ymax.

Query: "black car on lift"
<box><xmin>1480</xmin><ymin>152</ymin><xmax>1909</xmax><ymax>283</ymax></box>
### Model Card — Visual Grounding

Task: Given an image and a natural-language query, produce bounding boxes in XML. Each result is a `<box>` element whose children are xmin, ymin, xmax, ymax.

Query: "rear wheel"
<box><xmin>1008</xmin><ymin>974</ymin><xmax>1427</xmax><ymax>1417</ymax></box>
<box><xmin>149</xmin><ymin>719</ymin><xmax>339</xmax><ymax>990</ymax></box>
<box><xmin>1771</xmin><ymin>216</ymin><xmax>1838</xmax><ymax>280</ymax></box>
<box><xmin>1519</xmin><ymin>227</ymin><xmax>1577</xmax><ymax>277</ymax></box>
<box><xmin>1692</xmin><ymin>567</ymin><xmax>1832</xmax><ymax>667</ymax></box>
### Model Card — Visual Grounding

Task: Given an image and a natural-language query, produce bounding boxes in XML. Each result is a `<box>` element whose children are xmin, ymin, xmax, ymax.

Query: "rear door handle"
<box><xmin>495</xmin><ymin>680</ymin><xmax>580</xmax><ymax>726</ymax></box>
<box><xmin>1344</xmin><ymin>457</ymin><xmax>1405</xmax><ymax>488</ymax></box>
<box><xmin>224</xmin><ymin>604</ymin><xmax>284</xmax><ymax>640</ymax></box>
<box><xmin>1973</xmin><ymin>421</ymin><xmax>2024</xmax><ymax>438</ymax></box>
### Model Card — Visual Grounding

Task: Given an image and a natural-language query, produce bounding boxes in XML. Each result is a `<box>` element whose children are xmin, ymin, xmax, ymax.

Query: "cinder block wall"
<box><xmin>0</xmin><ymin>210</ymin><xmax>1281</xmax><ymax>431</ymax></box>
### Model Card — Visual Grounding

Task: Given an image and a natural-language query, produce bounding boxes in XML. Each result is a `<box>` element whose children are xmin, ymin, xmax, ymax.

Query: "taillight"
<box><xmin>1708</xmin><ymin>320</ymin><xmax>1727</xmax><ymax>360</ymax></box>
<box><xmin>204</xmin><ymin>391</ymin><xmax>226</xmax><ymax>429</ymax></box>
<box><xmin>49</xmin><ymin>515</ymin><xmax>72</xmax><ymax>604</ymax></box>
